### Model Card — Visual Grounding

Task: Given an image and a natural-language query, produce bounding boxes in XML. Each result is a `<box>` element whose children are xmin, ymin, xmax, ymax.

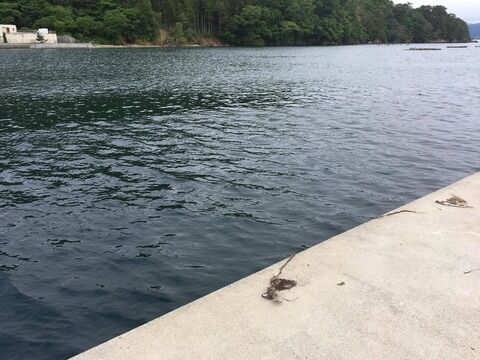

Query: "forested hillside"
<box><xmin>0</xmin><ymin>0</ymin><xmax>471</xmax><ymax>45</ymax></box>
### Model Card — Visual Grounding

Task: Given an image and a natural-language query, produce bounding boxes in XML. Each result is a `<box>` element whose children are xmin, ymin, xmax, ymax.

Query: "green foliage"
<box><xmin>151</xmin><ymin>0</ymin><xmax>469</xmax><ymax>45</ymax></box>
<box><xmin>102</xmin><ymin>8</ymin><xmax>130</xmax><ymax>44</ymax></box>
<box><xmin>171</xmin><ymin>22</ymin><xmax>188</xmax><ymax>44</ymax></box>
<box><xmin>34</xmin><ymin>5</ymin><xmax>74</xmax><ymax>34</ymax></box>
<box><xmin>229</xmin><ymin>5</ymin><xmax>273</xmax><ymax>46</ymax></box>
<box><xmin>0</xmin><ymin>2</ymin><xmax>21</xmax><ymax>24</ymax></box>
<box><xmin>0</xmin><ymin>0</ymin><xmax>470</xmax><ymax>45</ymax></box>
<box><xmin>0</xmin><ymin>0</ymin><xmax>159</xmax><ymax>44</ymax></box>
<box><xmin>74</xmin><ymin>16</ymin><xmax>98</xmax><ymax>39</ymax></box>
<box><xmin>35</xmin><ymin>31</ymin><xmax>46</xmax><ymax>43</ymax></box>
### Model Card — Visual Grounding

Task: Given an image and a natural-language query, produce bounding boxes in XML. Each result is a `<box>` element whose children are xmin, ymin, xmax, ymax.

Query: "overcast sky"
<box><xmin>394</xmin><ymin>1</ymin><xmax>480</xmax><ymax>23</ymax></box>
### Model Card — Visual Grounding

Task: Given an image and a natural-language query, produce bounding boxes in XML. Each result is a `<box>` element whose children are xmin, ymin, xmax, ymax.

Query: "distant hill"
<box><xmin>0</xmin><ymin>1</ymin><xmax>472</xmax><ymax>45</ymax></box>
<box><xmin>469</xmin><ymin>23</ymin><xmax>480</xmax><ymax>39</ymax></box>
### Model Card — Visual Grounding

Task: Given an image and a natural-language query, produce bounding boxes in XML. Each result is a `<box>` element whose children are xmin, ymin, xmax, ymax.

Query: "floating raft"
<box><xmin>405</xmin><ymin>47</ymin><xmax>441</xmax><ymax>51</ymax></box>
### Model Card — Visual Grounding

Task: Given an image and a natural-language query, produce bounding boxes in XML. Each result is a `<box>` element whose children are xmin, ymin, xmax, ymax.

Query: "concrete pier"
<box><xmin>73</xmin><ymin>173</ymin><xmax>480</xmax><ymax>360</ymax></box>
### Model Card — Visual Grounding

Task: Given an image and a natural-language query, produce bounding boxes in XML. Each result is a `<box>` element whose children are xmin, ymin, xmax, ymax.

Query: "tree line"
<box><xmin>0</xmin><ymin>0</ymin><xmax>470</xmax><ymax>45</ymax></box>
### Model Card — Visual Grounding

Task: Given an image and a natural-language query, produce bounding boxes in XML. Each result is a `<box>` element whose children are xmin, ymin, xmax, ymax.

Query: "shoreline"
<box><xmin>0</xmin><ymin>43</ymin><xmax>228</xmax><ymax>50</ymax></box>
<box><xmin>0</xmin><ymin>41</ymin><xmax>477</xmax><ymax>50</ymax></box>
<box><xmin>93</xmin><ymin>43</ymin><xmax>230</xmax><ymax>49</ymax></box>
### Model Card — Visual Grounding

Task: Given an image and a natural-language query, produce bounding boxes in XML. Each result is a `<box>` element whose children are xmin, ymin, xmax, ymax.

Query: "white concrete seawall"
<box><xmin>73</xmin><ymin>173</ymin><xmax>480</xmax><ymax>360</ymax></box>
<box><xmin>0</xmin><ymin>43</ymin><xmax>93</xmax><ymax>49</ymax></box>
<box><xmin>5</xmin><ymin>32</ymin><xmax>57</xmax><ymax>44</ymax></box>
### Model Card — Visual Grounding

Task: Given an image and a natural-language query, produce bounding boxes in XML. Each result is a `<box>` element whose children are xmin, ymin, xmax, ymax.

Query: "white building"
<box><xmin>1</xmin><ymin>24</ymin><xmax>17</xmax><ymax>35</ymax></box>
<box><xmin>37</xmin><ymin>28</ymin><xmax>49</xmax><ymax>36</ymax></box>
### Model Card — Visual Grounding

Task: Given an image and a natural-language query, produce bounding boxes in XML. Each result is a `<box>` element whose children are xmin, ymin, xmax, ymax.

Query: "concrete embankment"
<box><xmin>73</xmin><ymin>172</ymin><xmax>480</xmax><ymax>360</ymax></box>
<box><xmin>0</xmin><ymin>43</ymin><xmax>94</xmax><ymax>49</ymax></box>
<box><xmin>0</xmin><ymin>43</ymin><xmax>223</xmax><ymax>50</ymax></box>
<box><xmin>30</xmin><ymin>43</ymin><xmax>94</xmax><ymax>49</ymax></box>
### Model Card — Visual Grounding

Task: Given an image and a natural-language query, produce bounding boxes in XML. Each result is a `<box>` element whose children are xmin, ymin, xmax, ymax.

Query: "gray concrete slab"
<box><xmin>73</xmin><ymin>173</ymin><xmax>480</xmax><ymax>360</ymax></box>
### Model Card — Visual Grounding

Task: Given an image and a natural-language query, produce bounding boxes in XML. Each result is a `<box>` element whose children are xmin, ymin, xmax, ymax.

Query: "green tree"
<box><xmin>36</xmin><ymin>30</ymin><xmax>46</xmax><ymax>42</ymax></box>
<box><xmin>0</xmin><ymin>0</ymin><xmax>470</xmax><ymax>45</ymax></box>
<box><xmin>228</xmin><ymin>5</ymin><xmax>273</xmax><ymax>46</ymax></box>
<box><xmin>102</xmin><ymin>8</ymin><xmax>129</xmax><ymax>43</ymax></box>
<box><xmin>0</xmin><ymin>2</ymin><xmax>21</xmax><ymax>24</ymax></box>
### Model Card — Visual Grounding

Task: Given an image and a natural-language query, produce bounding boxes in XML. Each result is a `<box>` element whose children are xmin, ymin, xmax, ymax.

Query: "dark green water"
<box><xmin>1</xmin><ymin>46</ymin><xmax>479</xmax><ymax>359</ymax></box>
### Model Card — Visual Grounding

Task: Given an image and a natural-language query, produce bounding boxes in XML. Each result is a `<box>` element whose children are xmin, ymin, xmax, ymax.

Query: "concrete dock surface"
<box><xmin>73</xmin><ymin>172</ymin><xmax>480</xmax><ymax>360</ymax></box>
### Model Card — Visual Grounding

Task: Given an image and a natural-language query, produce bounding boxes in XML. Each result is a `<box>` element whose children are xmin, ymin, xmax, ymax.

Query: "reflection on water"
<box><xmin>1</xmin><ymin>46</ymin><xmax>479</xmax><ymax>359</ymax></box>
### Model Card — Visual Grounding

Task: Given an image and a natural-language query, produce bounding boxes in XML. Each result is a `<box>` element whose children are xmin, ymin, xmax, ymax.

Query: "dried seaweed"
<box><xmin>262</xmin><ymin>254</ymin><xmax>297</xmax><ymax>302</ymax></box>
<box><xmin>436</xmin><ymin>194</ymin><xmax>472</xmax><ymax>208</ymax></box>
<box><xmin>379</xmin><ymin>210</ymin><xmax>421</xmax><ymax>218</ymax></box>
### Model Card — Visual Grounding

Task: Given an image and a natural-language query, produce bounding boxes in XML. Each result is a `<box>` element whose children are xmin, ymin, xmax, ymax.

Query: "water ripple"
<box><xmin>0</xmin><ymin>45</ymin><xmax>479</xmax><ymax>359</ymax></box>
